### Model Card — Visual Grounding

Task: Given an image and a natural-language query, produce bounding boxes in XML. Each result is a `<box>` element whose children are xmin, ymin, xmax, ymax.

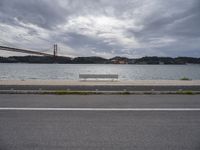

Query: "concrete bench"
<box><xmin>79</xmin><ymin>74</ymin><xmax>118</xmax><ymax>81</ymax></box>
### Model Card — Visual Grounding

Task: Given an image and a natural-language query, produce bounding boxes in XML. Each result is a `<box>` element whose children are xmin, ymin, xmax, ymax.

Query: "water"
<box><xmin>0</xmin><ymin>63</ymin><xmax>200</xmax><ymax>80</ymax></box>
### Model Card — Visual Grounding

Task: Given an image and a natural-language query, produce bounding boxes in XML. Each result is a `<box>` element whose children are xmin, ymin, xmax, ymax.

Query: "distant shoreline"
<box><xmin>0</xmin><ymin>63</ymin><xmax>198</xmax><ymax>65</ymax></box>
<box><xmin>0</xmin><ymin>56</ymin><xmax>200</xmax><ymax>64</ymax></box>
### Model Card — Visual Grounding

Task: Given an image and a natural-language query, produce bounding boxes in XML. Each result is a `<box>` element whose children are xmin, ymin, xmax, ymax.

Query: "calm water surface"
<box><xmin>0</xmin><ymin>63</ymin><xmax>200</xmax><ymax>80</ymax></box>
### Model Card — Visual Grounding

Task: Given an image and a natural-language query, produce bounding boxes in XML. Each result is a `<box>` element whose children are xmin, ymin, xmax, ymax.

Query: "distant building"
<box><xmin>159</xmin><ymin>61</ymin><xmax>164</xmax><ymax>65</ymax></box>
<box><xmin>110</xmin><ymin>56</ymin><xmax>129</xmax><ymax>64</ymax></box>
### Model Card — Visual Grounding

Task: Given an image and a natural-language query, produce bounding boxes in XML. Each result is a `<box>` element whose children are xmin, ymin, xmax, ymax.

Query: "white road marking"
<box><xmin>0</xmin><ymin>108</ymin><xmax>200</xmax><ymax>111</ymax></box>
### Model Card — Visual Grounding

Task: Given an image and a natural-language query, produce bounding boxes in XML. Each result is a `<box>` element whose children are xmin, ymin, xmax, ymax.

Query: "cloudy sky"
<box><xmin>0</xmin><ymin>0</ymin><xmax>200</xmax><ymax>58</ymax></box>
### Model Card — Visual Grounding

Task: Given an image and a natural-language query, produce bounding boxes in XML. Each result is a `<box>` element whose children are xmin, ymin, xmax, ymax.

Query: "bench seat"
<box><xmin>79</xmin><ymin>74</ymin><xmax>118</xmax><ymax>81</ymax></box>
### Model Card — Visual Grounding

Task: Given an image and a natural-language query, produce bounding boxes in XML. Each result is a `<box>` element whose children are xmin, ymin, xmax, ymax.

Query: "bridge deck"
<box><xmin>0</xmin><ymin>45</ymin><xmax>53</xmax><ymax>56</ymax></box>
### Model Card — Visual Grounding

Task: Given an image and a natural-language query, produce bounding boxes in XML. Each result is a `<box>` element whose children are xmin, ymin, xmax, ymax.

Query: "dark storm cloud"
<box><xmin>65</xmin><ymin>32</ymin><xmax>124</xmax><ymax>52</ymax></box>
<box><xmin>0</xmin><ymin>0</ymin><xmax>200</xmax><ymax>57</ymax></box>
<box><xmin>0</xmin><ymin>0</ymin><xmax>68</xmax><ymax>29</ymax></box>
<box><xmin>129</xmin><ymin>0</ymin><xmax>200</xmax><ymax>39</ymax></box>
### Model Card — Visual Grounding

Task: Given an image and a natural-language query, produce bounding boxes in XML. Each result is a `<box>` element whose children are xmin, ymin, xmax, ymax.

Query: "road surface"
<box><xmin>0</xmin><ymin>95</ymin><xmax>200</xmax><ymax>150</ymax></box>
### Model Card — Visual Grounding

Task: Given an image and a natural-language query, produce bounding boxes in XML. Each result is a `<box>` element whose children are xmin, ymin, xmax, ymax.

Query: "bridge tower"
<box><xmin>53</xmin><ymin>44</ymin><xmax>58</xmax><ymax>57</ymax></box>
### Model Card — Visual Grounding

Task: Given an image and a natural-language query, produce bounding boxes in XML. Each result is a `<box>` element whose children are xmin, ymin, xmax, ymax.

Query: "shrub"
<box><xmin>180</xmin><ymin>77</ymin><xmax>191</xmax><ymax>81</ymax></box>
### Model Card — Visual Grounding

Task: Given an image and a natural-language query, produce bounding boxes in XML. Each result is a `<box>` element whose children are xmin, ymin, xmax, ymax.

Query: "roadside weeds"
<box><xmin>0</xmin><ymin>90</ymin><xmax>199</xmax><ymax>95</ymax></box>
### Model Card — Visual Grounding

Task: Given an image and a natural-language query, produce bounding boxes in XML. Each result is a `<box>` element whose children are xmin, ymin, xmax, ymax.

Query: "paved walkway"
<box><xmin>1</xmin><ymin>80</ymin><xmax>200</xmax><ymax>86</ymax></box>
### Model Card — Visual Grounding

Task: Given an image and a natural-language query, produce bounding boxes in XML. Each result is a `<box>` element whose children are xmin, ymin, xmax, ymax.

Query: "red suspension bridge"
<box><xmin>0</xmin><ymin>44</ymin><xmax>58</xmax><ymax>57</ymax></box>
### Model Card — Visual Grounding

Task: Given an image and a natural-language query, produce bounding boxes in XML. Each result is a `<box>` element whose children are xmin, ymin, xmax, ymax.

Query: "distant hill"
<box><xmin>135</xmin><ymin>57</ymin><xmax>200</xmax><ymax>64</ymax></box>
<box><xmin>72</xmin><ymin>56</ymin><xmax>108</xmax><ymax>64</ymax></box>
<box><xmin>0</xmin><ymin>56</ymin><xmax>72</xmax><ymax>64</ymax></box>
<box><xmin>0</xmin><ymin>56</ymin><xmax>200</xmax><ymax>64</ymax></box>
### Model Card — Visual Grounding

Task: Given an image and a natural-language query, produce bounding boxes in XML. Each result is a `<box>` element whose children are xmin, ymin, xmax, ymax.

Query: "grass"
<box><xmin>43</xmin><ymin>90</ymin><xmax>133</xmax><ymax>95</ymax></box>
<box><xmin>119</xmin><ymin>91</ymin><xmax>131</xmax><ymax>95</ymax></box>
<box><xmin>180</xmin><ymin>77</ymin><xmax>191</xmax><ymax>81</ymax></box>
<box><xmin>41</xmin><ymin>90</ymin><xmax>198</xmax><ymax>95</ymax></box>
<box><xmin>176</xmin><ymin>90</ymin><xmax>194</xmax><ymax>95</ymax></box>
<box><xmin>44</xmin><ymin>90</ymin><xmax>98</xmax><ymax>95</ymax></box>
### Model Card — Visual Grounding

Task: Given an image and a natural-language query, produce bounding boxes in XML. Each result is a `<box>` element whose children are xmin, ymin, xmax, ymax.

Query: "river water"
<box><xmin>0</xmin><ymin>63</ymin><xmax>200</xmax><ymax>80</ymax></box>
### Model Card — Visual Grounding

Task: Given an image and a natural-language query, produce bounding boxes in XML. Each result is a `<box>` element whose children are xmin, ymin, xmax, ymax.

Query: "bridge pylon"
<box><xmin>53</xmin><ymin>44</ymin><xmax>58</xmax><ymax>57</ymax></box>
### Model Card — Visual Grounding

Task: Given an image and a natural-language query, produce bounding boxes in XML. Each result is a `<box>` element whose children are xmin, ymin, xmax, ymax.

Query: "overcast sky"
<box><xmin>0</xmin><ymin>0</ymin><xmax>200</xmax><ymax>58</ymax></box>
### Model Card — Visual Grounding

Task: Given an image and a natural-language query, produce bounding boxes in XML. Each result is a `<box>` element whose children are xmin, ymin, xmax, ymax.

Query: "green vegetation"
<box><xmin>44</xmin><ymin>90</ymin><xmax>100</xmax><ymax>95</ymax></box>
<box><xmin>44</xmin><ymin>90</ymin><xmax>198</xmax><ymax>95</ymax></box>
<box><xmin>1</xmin><ymin>56</ymin><xmax>200</xmax><ymax>64</ymax></box>
<box><xmin>43</xmin><ymin>90</ymin><xmax>133</xmax><ymax>95</ymax></box>
<box><xmin>119</xmin><ymin>91</ymin><xmax>131</xmax><ymax>95</ymax></box>
<box><xmin>176</xmin><ymin>90</ymin><xmax>194</xmax><ymax>95</ymax></box>
<box><xmin>180</xmin><ymin>77</ymin><xmax>191</xmax><ymax>80</ymax></box>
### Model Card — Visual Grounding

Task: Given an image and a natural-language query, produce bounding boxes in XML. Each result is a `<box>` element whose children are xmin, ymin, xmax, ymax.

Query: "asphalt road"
<box><xmin>0</xmin><ymin>95</ymin><xmax>200</xmax><ymax>150</ymax></box>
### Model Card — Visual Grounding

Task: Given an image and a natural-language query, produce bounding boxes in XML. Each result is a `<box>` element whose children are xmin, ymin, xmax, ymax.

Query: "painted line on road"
<box><xmin>0</xmin><ymin>108</ymin><xmax>200</xmax><ymax>111</ymax></box>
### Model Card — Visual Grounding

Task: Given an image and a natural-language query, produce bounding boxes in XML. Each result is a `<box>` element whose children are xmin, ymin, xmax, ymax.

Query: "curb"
<box><xmin>0</xmin><ymin>90</ymin><xmax>200</xmax><ymax>95</ymax></box>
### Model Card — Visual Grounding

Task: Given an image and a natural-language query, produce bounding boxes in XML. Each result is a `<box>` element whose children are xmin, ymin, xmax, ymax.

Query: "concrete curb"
<box><xmin>1</xmin><ymin>85</ymin><xmax>200</xmax><ymax>91</ymax></box>
<box><xmin>0</xmin><ymin>90</ymin><xmax>200</xmax><ymax>95</ymax></box>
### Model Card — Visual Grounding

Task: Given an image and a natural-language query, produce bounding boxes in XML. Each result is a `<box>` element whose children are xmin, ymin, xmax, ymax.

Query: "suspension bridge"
<box><xmin>0</xmin><ymin>44</ymin><xmax>58</xmax><ymax>57</ymax></box>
